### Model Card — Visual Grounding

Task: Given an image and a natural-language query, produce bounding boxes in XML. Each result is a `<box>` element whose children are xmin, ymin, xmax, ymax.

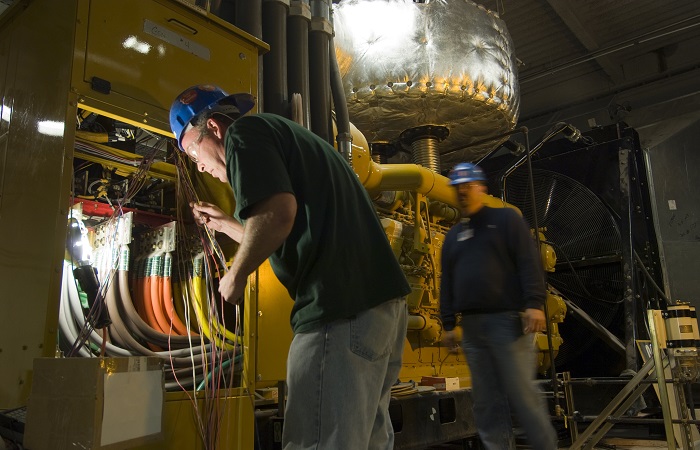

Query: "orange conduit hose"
<box><xmin>102</xmin><ymin>259</ymin><xmax>213</xmax><ymax>367</ymax></box>
<box><xmin>115</xmin><ymin>247</ymin><xmax>199</xmax><ymax>348</ymax></box>
<box><xmin>163</xmin><ymin>253</ymin><xmax>196</xmax><ymax>336</ymax></box>
<box><xmin>118</xmin><ymin>270</ymin><xmax>193</xmax><ymax>347</ymax></box>
<box><xmin>141</xmin><ymin>257</ymin><xmax>166</xmax><ymax>333</ymax></box>
<box><xmin>127</xmin><ymin>258</ymin><xmax>165</xmax><ymax>352</ymax></box>
<box><xmin>163</xmin><ymin>276</ymin><xmax>191</xmax><ymax>335</ymax></box>
<box><xmin>173</xmin><ymin>280</ymin><xmax>201</xmax><ymax>336</ymax></box>
<box><xmin>106</xmin><ymin>246</ymin><xmax>216</xmax><ymax>367</ymax></box>
<box><xmin>150</xmin><ymin>254</ymin><xmax>176</xmax><ymax>334</ymax></box>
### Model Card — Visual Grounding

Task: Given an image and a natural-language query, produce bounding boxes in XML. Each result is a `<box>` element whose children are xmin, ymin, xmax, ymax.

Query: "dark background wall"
<box><xmin>646</xmin><ymin>118</ymin><xmax>700</xmax><ymax>308</ymax></box>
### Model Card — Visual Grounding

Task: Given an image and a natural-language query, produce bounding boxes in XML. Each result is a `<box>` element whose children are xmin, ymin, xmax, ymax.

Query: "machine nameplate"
<box><xmin>144</xmin><ymin>18</ymin><xmax>211</xmax><ymax>61</ymax></box>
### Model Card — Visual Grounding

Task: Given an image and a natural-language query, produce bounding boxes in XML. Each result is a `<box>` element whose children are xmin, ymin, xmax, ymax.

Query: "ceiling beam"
<box><xmin>545</xmin><ymin>0</ymin><xmax>625</xmax><ymax>83</ymax></box>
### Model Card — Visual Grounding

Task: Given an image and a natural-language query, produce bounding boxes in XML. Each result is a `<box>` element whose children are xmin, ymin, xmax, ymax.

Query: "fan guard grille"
<box><xmin>504</xmin><ymin>169</ymin><xmax>624</xmax><ymax>368</ymax></box>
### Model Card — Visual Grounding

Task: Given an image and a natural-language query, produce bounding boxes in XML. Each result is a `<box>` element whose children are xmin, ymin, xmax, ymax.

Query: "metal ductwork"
<box><xmin>309</xmin><ymin>0</ymin><xmax>334</xmax><ymax>143</ymax></box>
<box><xmin>288</xmin><ymin>0</ymin><xmax>312</xmax><ymax>128</ymax></box>
<box><xmin>262</xmin><ymin>0</ymin><xmax>290</xmax><ymax>116</ymax></box>
<box><xmin>399</xmin><ymin>124</ymin><xmax>449</xmax><ymax>174</ymax></box>
<box><xmin>333</xmin><ymin>0</ymin><xmax>519</xmax><ymax>170</ymax></box>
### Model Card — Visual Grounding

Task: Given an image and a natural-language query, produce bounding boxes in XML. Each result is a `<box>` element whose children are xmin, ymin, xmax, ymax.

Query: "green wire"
<box><xmin>196</xmin><ymin>354</ymin><xmax>242</xmax><ymax>392</ymax></box>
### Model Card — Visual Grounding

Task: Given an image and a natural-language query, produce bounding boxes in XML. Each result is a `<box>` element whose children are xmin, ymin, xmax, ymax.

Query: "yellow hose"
<box><xmin>76</xmin><ymin>130</ymin><xmax>109</xmax><ymax>143</ymax></box>
<box><xmin>191</xmin><ymin>275</ymin><xmax>239</xmax><ymax>349</ymax></box>
<box><xmin>199</xmin><ymin>276</ymin><xmax>241</xmax><ymax>344</ymax></box>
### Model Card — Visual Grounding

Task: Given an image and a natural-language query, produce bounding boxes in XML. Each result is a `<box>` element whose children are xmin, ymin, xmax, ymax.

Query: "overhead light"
<box><xmin>338</xmin><ymin>2</ymin><xmax>417</xmax><ymax>58</ymax></box>
<box><xmin>37</xmin><ymin>120</ymin><xmax>64</xmax><ymax>137</ymax></box>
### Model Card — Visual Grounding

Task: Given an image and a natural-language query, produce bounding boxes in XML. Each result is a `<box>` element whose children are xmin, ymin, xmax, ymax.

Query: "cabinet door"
<box><xmin>77</xmin><ymin>0</ymin><xmax>263</xmax><ymax>136</ymax></box>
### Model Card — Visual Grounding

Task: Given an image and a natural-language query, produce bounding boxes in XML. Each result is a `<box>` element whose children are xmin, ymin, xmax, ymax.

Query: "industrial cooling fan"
<box><xmin>504</xmin><ymin>168</ymin><xmax>625</xmax><ymax>374</ymax></box>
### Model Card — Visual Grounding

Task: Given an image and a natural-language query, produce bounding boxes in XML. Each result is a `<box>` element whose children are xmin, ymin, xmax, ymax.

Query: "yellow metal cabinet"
<box><xmin>0</xmin><ymin>0</ymin><xmax>266</xmax><ymax>448</ymax></box>
<box><xmin>73</xmin><ymin>0</ymin><xmax>266</xmax><ymax>135</ymax></box>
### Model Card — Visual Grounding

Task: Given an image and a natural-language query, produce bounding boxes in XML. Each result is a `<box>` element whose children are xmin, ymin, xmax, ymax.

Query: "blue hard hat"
<box><xmin>448</xmin><ymin>162</ymin><xmax>487</xmax><ymax>185</ymax></box>
<box><xmin>169</xmin><ymin>85</ymin><xmax>255</xmax><ymax>151</ymax></box>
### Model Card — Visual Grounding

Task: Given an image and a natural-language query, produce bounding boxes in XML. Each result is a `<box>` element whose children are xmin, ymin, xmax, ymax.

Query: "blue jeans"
<box><xmin>460</xmin><ymin>311</ymin><xmax>557</xmax><ymax>450</ymax></box>
<box><xmin>282</xmin><ymin>298</ymin><xmax>407</xmax><ymax>450</ymax></box>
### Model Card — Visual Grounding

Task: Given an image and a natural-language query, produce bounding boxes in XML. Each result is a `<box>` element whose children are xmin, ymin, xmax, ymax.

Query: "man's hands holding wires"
<box><xmin>190</xmin><ymin>201</ymin><xmax>246</xmax><ymax>304</ymax></box>
<box><xmin>190</xmin><ymin>201</ymin><xmax>244</xmax><ymax>243</ymax></box>
<box><xmin>191</xmin><ymin>201</ymin><xmax>231</xmax><ymax>234</ymax></box>
<box><xmin>217</xmin><ymin>268</ymin><xmax>247</xmax><ymax>305</ymax></box>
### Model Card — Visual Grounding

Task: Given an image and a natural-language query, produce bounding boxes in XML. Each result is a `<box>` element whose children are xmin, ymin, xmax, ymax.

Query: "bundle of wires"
<box><xmin>61</xmin><ymin>136</ymin><xmax>245</xmax><ymax>449</ymax></box>
<box><xmin>172</xmin><ymin>147</ymin><xmax>247</xmax><ymax>449</ymax></box>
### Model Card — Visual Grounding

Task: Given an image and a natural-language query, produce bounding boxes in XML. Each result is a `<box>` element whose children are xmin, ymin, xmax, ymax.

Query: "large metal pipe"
<box><xmin>407</xmin><ymin>313</ymin><xmax>442</xmax><ymax>345</ymax></box>
<box><xmin>287</xmin><ymin>0</ymin><xmax>311</xmax><ymax>128</ymax></box>
<box><xmin>407</xmin><ymin>314</ymin><xmax>427</xmax><ymax>330</ymax></box>
<box><xmin>214</xmin><ymin>0</ymin><xmax>236</xmax><ymax>24</ymax></box>
<box><xmin>329</xmin><ymin>0</ymin><xmax>351</xmax><ymax>164</ymax></box>
<box><xmin>308</xmin><ymin>0</ymin><xmax>333</xmax><ymax>144</ymax></box>
<box><xmin>262</xmin><ymin>0</ymin><xmax>289</xmax><ymax>116</ymax></box>
<box><xmin>400</xmin><ymin>125</ymin><xmax>449</xmax><ymax>174</ymax></box>
<box><xmin>362</xmin><ymin>163</ymin><xmax>457</xmax><ymax>206</ymax></box>
<box><xmin>235</xmin><ymin>0</ymin><xmax>263</xmax><ymax>112</ymax></box>
<box><xmin>351</xmin><ymin>144</ymin><xmax>514</xmax><ymax>211</ymax></box>
<box><xmin>330</xmin><ymin>34</ymin><xmax>352</xmax><ymax>165</ymax></box>
<box><xmin>235</xmin><ymin>0</ymin><xmax>263</xmax><ymax>39</ymax></box>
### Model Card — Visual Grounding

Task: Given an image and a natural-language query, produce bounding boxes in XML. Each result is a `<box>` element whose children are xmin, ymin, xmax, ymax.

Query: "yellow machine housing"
<box><xmin>0</xmin><ymin>0</ymin><xmax>267</xmax><ymax>448</ymax></box>
<box><xmin>0</xmin><ymin>0</ymin><xmax>566</xmax><ymax>448</ymax></box>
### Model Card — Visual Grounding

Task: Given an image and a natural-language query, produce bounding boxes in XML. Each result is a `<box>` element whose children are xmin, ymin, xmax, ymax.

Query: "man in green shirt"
<box><xmin>170</xmin><ymin>85</ymin><xmax>410</xmax><ymax>449</ymax></box>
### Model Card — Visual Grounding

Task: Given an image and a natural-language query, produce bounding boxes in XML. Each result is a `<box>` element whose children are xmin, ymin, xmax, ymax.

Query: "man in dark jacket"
<box><xmin>440</xmin><ymin>162</ymin><xmax>557</xmax><ymax>450</ymax></box>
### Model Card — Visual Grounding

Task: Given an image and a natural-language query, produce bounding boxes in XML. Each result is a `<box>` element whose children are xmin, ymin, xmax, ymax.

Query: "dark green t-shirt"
<box><xmin>225</xmin><ymin>113</ymin><xmax>410</xmax><ymax>333</ymax></box>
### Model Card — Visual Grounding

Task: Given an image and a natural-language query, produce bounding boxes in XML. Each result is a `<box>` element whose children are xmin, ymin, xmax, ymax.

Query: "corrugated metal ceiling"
<box><xmin>475</xmin><ymin>0</ymin><xmax>700</xmax><ymax>144</ymax></box>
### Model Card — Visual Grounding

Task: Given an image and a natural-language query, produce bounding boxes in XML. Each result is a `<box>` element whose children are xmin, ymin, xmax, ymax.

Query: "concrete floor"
<box><xmin>596</xmin><ymin>438</ymin><xmax>668</xmax><ymax>450</ymax></box>
<box><xmin>424</xmin><ymin>437</ymin><xmax>675</xmax><ymax>449</ymax></box>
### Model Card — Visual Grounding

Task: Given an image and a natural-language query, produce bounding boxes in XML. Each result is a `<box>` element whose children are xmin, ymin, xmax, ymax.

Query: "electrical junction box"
<box><xmin>420</xmin><ymin>376</ymin><xmax>461</xmax><ymax>392</ymax></box>
<box><xmin>24</xmin><ymin>357</ymin><xmax>164</xmax><ymax>450</ymax></box>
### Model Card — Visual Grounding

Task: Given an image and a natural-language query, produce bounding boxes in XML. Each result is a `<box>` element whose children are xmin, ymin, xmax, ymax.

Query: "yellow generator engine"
<box><xmin>348</xmin><ymin>144</ymin><xmax>568</xmax><ymax>384</ymax></box>
<box><xmin>0</xmin><ymin>1</ymin><xmax>567</xmax><ymax>449</ymax></box>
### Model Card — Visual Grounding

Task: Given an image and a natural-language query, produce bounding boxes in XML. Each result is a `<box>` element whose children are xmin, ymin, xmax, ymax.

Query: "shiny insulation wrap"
<box><xmin>333</xmin><ymin>0</ymin><xmax>519</xmax><ymax>168</ymax></box>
